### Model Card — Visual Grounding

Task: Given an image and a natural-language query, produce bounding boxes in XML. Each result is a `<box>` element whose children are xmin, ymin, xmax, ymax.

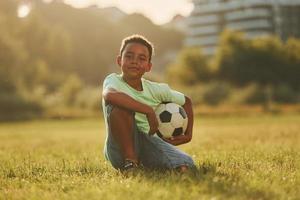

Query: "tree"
<box><xmin>284</xmin><ymin>38</ymin><xmax>300</xmax><ymax>90</ymax></box>
<box><xmin>60</xmin><ymin>74</ymin><xmax>83</xmax><ymax>106</ymax></box>
<box><xmin>167</xmin><ymin>48</ymin><xmax>210</xmax><ymax>85</ymax></box>
<box><xmin>0</xmin><ymin>0</ymin><xmax>188</xmax><ymax>119</ymax></box>
<box><xmin>215</xmin><ymin>30</ymin><xmax>287</xmax><ymax>111</ymax></box>
<box><xmin>0</xmin><ymin>15</ymin><xmax>42</xmax><ymax>120</ymax></box>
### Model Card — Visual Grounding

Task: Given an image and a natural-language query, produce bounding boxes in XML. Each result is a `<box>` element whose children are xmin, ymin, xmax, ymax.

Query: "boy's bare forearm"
<box><xmin>183</xmin><ymin>96</ymin><xmax>193</xmax><ymax>140</ymax></box>
<box><xmin>103</xmin><ymin>88</ymin><xmax>152</xmax><ymax>114</ymax></box>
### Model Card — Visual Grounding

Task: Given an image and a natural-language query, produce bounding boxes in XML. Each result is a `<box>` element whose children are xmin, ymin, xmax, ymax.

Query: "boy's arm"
<box><xmin>163</xmin><ymin>96</ymin><xmax>193</xmax><ymax>146</ymax></box>
<box><xmin>103</xmin><ymin>88</ymin><xmax>158</xmax><ymax>135</ymax></box>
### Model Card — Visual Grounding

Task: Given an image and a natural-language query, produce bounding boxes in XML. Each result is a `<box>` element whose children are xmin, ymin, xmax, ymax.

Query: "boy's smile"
<box><xmin>117</xmin><ymin>42</ymin><xmax>152</xmax><ymax>81</ymax></box>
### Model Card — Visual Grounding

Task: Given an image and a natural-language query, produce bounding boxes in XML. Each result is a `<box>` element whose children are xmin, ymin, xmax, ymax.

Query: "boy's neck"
<box><xmin>122</xmin><ymin>75</ymin><xmax>143</xmax><ymax>91</ymax></box>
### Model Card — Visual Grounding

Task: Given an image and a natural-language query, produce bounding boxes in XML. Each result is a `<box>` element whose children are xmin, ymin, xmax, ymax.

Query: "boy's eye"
<box><xmin>124</xmin><ymin>55</ymin><xmax>132</xmax><ymax>59</ymax></box>
<box><xmin>139</xmin><ymin>57</ymin><xmax>147</xmax><ymax>61</ymax></box>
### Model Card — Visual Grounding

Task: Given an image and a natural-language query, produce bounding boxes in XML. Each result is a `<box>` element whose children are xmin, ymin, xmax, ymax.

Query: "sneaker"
<box><xmin>122</xmin><ymin>159</ymin><xmax>139</xmax><ymax>171</ymax></box>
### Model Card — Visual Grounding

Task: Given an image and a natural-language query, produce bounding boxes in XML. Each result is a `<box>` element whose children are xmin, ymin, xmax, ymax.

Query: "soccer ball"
<box><xmin>155</xmin><ymin>102</ymin><xmax>188</xmax><ymax>139</ymax></box>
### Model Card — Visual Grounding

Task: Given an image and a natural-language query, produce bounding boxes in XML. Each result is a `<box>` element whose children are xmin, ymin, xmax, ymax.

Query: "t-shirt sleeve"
<box><xmin>157</xmin><ymin>83</ymin><xmax>186</xmax><ymax>106</ymax></box>
<box><xmin>102</xmin><ymin>74</ymin><xmax>121</xmax><ymax>92</ymax></box>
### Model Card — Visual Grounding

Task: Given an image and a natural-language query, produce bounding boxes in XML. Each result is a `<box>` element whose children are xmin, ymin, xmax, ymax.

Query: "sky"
<box><xmin>62</xmin><ymin>0</ymin><xmax>194</xmax><ymax>24</ymax></box>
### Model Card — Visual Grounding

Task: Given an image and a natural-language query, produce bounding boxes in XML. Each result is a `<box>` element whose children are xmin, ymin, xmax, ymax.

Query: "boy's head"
<box><xmin>117</xmin><ymin>35</ymin><xmax>153</xmax><ymax>80</ymax></box>
<box><xmin>119</xmin><ymin>34</ymin><xmax>154</xmax><ymax>62</ymax></box>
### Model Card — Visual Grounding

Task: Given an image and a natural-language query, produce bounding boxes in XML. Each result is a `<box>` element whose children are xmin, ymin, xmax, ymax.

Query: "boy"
<box><xmin>102</xmin><ymin>34</ymin><xmax>195</xmax><ymax>172</ymax></box>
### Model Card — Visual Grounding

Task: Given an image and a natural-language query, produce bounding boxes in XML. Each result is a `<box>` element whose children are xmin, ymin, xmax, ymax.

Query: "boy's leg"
<box><xmin>109</xmin><ymin>106</ymin><xmax>138</xmax><ymax>162</ymax></box>
<box><xmin>104</xmin><ymin>105</ymin><xmax>139</xmax><ymax>170</ymax></box>
<box><xmin>138</xmin><ymin>134</ymin><xmax>195</xmax><ymax>171</ymax></box>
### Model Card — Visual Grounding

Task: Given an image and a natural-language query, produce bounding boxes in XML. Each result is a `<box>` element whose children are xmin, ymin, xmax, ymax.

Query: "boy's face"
<box><xmin>117</xmin><ymin>42</ymin><xmax>152</xmax><ymax>80</ymax></box>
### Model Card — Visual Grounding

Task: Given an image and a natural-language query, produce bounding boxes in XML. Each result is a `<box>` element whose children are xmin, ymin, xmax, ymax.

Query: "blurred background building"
<box><xmin>185</xmin><ymin>0</ymin><xmax>300</xmax><ymax>55</ymax></box>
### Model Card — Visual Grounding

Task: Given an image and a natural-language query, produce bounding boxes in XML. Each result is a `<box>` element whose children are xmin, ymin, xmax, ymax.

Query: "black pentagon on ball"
<box><xmin>173</xmin><ymin>127</ymin><xmax>183</xmax><ymax>136</ymax></box>
<box><xmin>179</xmin><ymin>107</ymin><xmax>187</xmax><ymax>119</ymax></box>
<box><xmin>159</xmin><ymin>111</ymin><xmax>172</xmax><ymax>123</ymax></box>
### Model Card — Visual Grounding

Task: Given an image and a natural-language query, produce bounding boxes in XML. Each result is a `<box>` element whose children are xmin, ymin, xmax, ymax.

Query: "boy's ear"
<box><xmin>116</xmin><ymin>55</ymin><xmax>121</xmax><ymax>66</ymax></box>
<box><xmin>146</xmin><ymin>62</ymin><xmax>152</xmax><ymax>72</ymax></box>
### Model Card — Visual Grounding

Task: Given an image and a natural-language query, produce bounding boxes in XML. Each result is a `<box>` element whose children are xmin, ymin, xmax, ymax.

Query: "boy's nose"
<box><xmin>131</xmin><ymin>57</ymin><xmax>139</xmax><ymax>64</ymax></box>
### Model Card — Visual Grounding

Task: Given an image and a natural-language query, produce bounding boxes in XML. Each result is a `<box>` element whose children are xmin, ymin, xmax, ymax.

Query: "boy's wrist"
<box><xmin>144</xmin><ymin>105</ymin><xmax>154</xmax><ymax>115</ymax></box>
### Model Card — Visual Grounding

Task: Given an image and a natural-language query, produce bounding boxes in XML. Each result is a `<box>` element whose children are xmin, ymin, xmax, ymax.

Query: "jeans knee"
<box><xmin>180</xmin><ymin>154</ymin><xmax>195</xmax><ymax>167</ymax></box>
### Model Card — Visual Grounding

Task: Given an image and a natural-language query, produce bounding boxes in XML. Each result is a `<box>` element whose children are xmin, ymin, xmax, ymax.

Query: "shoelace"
<box><xmin>123</xmin><ymin>159</ymin><xmax>138</xmax><ymax>170</ymax></box>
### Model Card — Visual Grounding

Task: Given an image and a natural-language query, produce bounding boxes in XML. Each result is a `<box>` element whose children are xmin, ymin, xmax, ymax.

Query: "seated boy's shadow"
<box><xmin>141</xmin><ymin>162</ymin><xmax>274</xmax><ymax>199</ymax></box>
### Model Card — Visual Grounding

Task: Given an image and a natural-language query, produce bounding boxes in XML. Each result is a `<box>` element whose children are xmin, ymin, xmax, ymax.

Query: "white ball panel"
<box><xmin>165</xmin><ymin>103</ymin><xmax>179</xmax><ymax>113</ymax></box>
<box><xmin>171</xmin><ymin>113</ymin><xmax>184</xmax><ymax>128</ymax></box>
<box><xmin>155</xmin><ymin>104</ymin><xmax>166</xmax><ymax>115</ymax></box>
<box><xmin>158</xmin><ymin>122</ymin><xmax>174</xmax><ymax>138</ymax></box>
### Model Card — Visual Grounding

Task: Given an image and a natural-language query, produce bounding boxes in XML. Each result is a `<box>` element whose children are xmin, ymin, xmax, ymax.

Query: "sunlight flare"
<box><xmin>18</xmin><ymin>4</ymin><xmax>31</xmax><ymax>18</ymax></box>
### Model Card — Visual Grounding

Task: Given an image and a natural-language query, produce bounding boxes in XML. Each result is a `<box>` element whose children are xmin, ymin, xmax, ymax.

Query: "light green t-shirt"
<box><xmin>102</xmin><ymin>73</ymin><xmax>185</xmax><ymax>133</ymax></box>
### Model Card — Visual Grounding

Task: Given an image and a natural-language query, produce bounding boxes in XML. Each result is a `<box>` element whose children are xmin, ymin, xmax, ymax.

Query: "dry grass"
<box><xmin>0</xmin><ymin>115</ymin><xmax>299</xmax><ymax>199</ymax></box>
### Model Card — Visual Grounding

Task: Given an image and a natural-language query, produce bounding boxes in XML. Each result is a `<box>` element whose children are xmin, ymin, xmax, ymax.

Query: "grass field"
<box><xmin>0</xmin><ymin>115</ymin><xmax>299</xmax><ymax>200</ymax></box>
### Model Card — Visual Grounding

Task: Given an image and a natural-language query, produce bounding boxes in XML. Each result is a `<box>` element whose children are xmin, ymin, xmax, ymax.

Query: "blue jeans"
<box><xmin>104</xmin><ymin>105</ymin><xmax>195</xmax><ymax>170</ymax></box>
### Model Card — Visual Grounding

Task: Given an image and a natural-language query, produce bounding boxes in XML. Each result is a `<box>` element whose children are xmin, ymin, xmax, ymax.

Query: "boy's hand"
<box><xmin>162</xmin><ymin>134</ymin><xmax>192</xmax><ymax>146</ymax></box>
<box><xmin>146</xmin><ymin>108</ymin><xmax>158</xmax><ymax>135</ymax></box>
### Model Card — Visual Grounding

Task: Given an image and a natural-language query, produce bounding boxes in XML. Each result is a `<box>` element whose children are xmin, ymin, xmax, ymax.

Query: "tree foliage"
<box><xmin>167</xmin><ymin>48</ymin><xmax>210</xmax><ymax>85</ymax></box>
<box><xmin>214</xmin><ymin>30</ymin><xmax>300</xmax><ymax>109</ymax></box>
<box><xmin>0</xmin><ymin>0</ymin><xmax>185</xmax><ymax>120</ymax></box>
<box><xmin>284</xmin><ymin>38</ymin><xmax>300</xmax><ymax>90</ymax></box>
<box><xmin>167</xmin><ymin>30</ymin><xmax>300</xmax><ymax>107</ymax></box>
<box><xmin>215</xmin><ymin>30</ymin><xmax>300</xmax><ymax>89</ymax></box>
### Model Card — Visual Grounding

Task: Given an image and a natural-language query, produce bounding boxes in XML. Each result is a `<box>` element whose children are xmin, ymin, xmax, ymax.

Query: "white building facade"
<box><xmin>185</xmin><ymin>0</ymin><xmax>300</xmax><ymax>55</ymax></box>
